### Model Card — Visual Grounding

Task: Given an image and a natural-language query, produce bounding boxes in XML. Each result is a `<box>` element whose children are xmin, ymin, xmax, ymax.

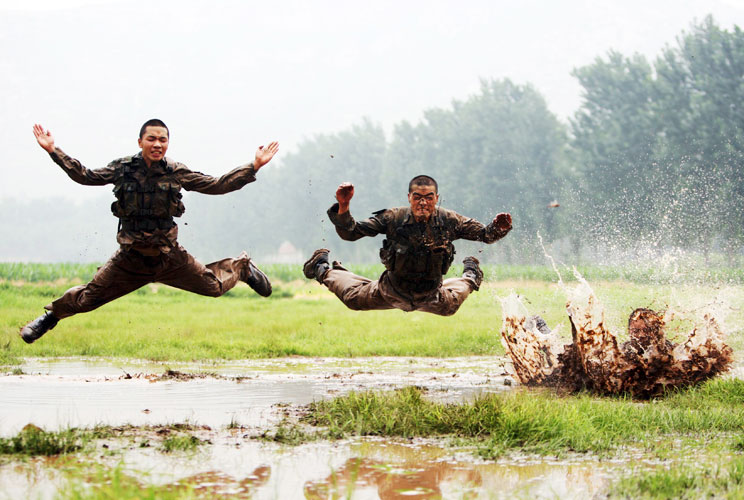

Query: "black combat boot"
<box><xmin>19</xmin><ymin>311</ymin><xmax>59</xmax><ymax>344</ymax></box>
<box><xmin>243</xmin><ymin>258</ymin><xmax>272</xmax><ymax>297</ymax></box>
<box><xmin>527</xmin><ymin>315</ymin><xmax>551</xmax><ymax>336</ymax></box>
<box><xmin>303</xmin><ymin>248</ymin><xmax>331</xmax><ymax>282</ymax></box>
<box><xmin>462</xmin><ymin>256</ymin><xmax>483</xmax><ymax>291</ymax></box>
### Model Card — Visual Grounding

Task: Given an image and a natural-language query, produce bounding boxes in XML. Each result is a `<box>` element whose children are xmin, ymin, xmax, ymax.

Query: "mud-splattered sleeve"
<box><xmin>327</xmin><ymin>203</ymin><xmax>387</xmax><ymax>241</ymax></box>
<box><xmin>453</xmin><ymin>211</ymin><xmax>510</xmax><ymax>243</ymax></box>
<box><xmin>48</xmin><ymin>147</ymin><xmax>117</xmax><ymax>186</ymax></box>
<box><xmin>178</xmin><ymin>162</ymin><xmax>258</xmax><ymax>195</ymax></box>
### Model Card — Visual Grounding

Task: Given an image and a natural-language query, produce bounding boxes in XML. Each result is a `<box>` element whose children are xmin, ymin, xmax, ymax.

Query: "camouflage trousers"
<box><xmin>47</xmin><ymin>245</ymin><xmax>249</xmax><ymax>320</ymax></box>
<box><xmin>321</xmin><ymin>269</ymin><xmax>476</xmax><ymax>316</ymax></box>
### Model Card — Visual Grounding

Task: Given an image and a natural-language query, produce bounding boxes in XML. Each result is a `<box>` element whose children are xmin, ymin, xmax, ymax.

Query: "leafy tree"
<box><xmin>569</xmin><ymin>51</ymin><xmax>659</xmax><ymax>248</ymax></box>
<box><xmin>653</xmin><ymin>16</ymin><xmax>744</xmax><ymax>259</ymax></box>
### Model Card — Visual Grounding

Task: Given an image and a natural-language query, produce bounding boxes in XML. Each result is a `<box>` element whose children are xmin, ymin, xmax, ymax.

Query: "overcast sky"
<box><xmin>2</xmin><ymin>0</ymin><xmax>743</xmax><ymax>202</ymax></box>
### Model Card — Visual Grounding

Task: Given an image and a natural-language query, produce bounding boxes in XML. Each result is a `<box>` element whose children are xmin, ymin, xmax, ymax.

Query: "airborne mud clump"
<box><xmin>501</xmin><ymin>277</ymin><xmax>734</xmax><ymax>398</ymax></box>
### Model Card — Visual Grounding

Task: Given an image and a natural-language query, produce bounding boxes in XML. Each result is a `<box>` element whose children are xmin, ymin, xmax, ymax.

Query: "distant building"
<box><xmin>264</xmin><ymin>241</ymin><xmax>304</xmax><ymax>263</ymax></box>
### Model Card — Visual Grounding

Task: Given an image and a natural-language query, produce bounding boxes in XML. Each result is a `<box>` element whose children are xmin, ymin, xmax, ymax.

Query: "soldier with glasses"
<box><xmin>304</xmin><ymin>175</ymin><xmax>512</xmax><ymax>316</ymax></box>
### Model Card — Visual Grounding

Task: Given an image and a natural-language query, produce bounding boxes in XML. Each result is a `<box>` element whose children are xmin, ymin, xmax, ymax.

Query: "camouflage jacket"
<box><xmin>49</xmin><ymin>148</ymin><xmax>257</xmax><ymax>253</ymax></box>
<box><xmin>328</xmin><ymin>203</ymin><xmax>510</xmax><ymax>293</ymax></box>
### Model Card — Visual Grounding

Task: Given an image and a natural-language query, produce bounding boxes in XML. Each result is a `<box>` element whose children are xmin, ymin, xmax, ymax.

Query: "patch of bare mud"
<box><xmin>501</xmin><ymin>275</ymin><xmax>733</xmax><ymax>398</ymax></box>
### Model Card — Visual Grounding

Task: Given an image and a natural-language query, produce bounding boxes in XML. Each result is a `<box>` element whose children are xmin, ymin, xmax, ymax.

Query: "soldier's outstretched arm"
<box><xmin>327</xmin><ymin>182</ymin><xmax>386</xmax><ymax>242</ymax></box>
<box><xmin>453</xmin><ymin>211</ymin><xmax>512</xmax><ymax>243</ymax></box>
<box><xmin>32</xmin><ymin>123</ymin><xmax>115</xmax><ymax>186</ymax></box>
<box><xmin>180</xmin><ymin>141</ymin><xmax>280</xmax><ymax>194</ymax></box>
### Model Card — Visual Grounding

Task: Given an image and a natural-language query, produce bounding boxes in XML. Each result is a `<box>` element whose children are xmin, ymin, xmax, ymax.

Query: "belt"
<box><xmin>118</xmin><ymin>218</ymin><xmax>175</xmax><ymax>232</ymax></box>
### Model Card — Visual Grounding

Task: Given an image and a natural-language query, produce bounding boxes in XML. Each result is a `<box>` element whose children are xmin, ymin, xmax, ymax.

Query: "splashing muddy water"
<box><xmin>501</xmin><ymin>273</ymin><xmax>734</xmax><ymax>397</ymax></box>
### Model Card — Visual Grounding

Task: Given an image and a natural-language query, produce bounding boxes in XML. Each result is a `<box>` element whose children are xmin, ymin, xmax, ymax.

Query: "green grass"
<box><xmin>3</xmin><ymin>262</ymin><xmax>744</xmax><ymax>284</ymax></box>
<box><xmin>609</xmin><ymin>457</ymin><xmax>744</xmax><ymax>499</ymax></box>
<box><xmin>2</xmin><ymin>266</ymin><xmax>743</xmax><ymax>363</ymax></box>
<box><xmin>161</xmin><ymin>433</ymin><xmax>206</xmax><ymax>453</ymax></box>
<box><xmin>0</xmin><ymin>425</ymin><xmax>87</xmax><ymax>456</ymax></box>
<box><xmin>304</xmin><ymin>380</ymin><xmax>744</xmax><ymax>458</ymax></box>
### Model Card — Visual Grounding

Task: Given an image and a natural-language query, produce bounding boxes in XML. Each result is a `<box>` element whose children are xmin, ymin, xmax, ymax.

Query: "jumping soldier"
<box><xmin>20</xmin><ymin>120</ymin><xmax>279</xmax><ymax>343</ymax></box>
<box><xmin>303</xmin><ymin>175</ymin><xmax>512</xmax><ymax>315</ymax></box>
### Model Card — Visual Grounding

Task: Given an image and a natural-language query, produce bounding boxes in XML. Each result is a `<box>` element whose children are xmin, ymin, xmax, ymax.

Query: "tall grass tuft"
<box><xmin>0</xmin><ymin>425</ymin><xmax>85</xmax><ymax>456</ymax></box>
<box><xmin>160</xmin><ymin>433</ymin><xmax>205</xmax><ymax>453</ymax></box>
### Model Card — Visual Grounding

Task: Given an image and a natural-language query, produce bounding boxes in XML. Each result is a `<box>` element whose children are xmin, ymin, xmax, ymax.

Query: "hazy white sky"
<box><xmin>2</xmin><ymin>0</ymin><xmax>743</xmax><ymax>201</ymax></box>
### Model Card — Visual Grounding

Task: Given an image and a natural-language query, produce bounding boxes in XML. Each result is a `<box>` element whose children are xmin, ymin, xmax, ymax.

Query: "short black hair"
<box><xmin>408</xmin><ymin>175</ymin><xmax>438</xmax><ymax>194</ymax></box>
<box><xmin>139</xmin><ymin>119</ymin><xmax>169</xmax><ymax>139</ymax></box>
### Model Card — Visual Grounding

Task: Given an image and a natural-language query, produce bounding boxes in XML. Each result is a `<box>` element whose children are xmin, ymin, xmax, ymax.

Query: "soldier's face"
<box><xmin>138</xmin><ymin>126</ymin><xmax>169</xmax><ymax>166</ymax></box>
<box><xmin>408</xmin><ymin>185</ymin><xmax>438</xmax><ymax>222</ymax></box>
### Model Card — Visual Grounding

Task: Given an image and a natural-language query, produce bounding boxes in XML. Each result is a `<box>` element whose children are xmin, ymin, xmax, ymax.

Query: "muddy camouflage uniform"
<box><xmin>45</xmin><ymin>148</ymin><xmax>261</xmax><ymax>320</ymax></box>
<box><xmin>322</xmin><ymin>203</ymin><xmax>510</xmax><ymax>316</ymax></box>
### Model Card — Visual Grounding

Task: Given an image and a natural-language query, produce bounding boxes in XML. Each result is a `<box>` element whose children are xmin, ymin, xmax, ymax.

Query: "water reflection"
<box><xmin>304</xmin><ymin>456</ymin><xmax>482</xmax><ymax>499</ymax></box>
<box><xmin>172</xmin><ymin>466</ymin><xmax>271</xmax><ymax>497</ymax></box>
<box><xmin>304</xmin><ymin>440</ymin><xmax>613</xmax><ymax>499</ymax></box>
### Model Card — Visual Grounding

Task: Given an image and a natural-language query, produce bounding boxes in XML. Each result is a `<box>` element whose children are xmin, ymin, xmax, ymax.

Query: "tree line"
<box><xmin>4</xmin><ymin>16</ymin><xmax>742</xmax><ymax>266</ymax></box>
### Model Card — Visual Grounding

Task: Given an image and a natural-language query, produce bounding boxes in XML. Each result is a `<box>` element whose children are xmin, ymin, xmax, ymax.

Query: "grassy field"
<box><xmin>2</xmin><ymin>263</ymin><xmax>743</xmax><ymax>365</ymax></box>
<box><xmin>3</xmin><ymin>263</ymin><xmax>744</xmax><ymax>498</ymax></box>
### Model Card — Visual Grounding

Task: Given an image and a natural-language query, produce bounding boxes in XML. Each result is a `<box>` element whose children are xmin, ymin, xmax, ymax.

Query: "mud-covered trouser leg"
<box><xmin>157</xmin><ymin>245</ymin><xmax>246</xmax><ymax>297</ymax></box>
<box><xmin>416</xmin><ymin>276</ymin><xmax>476</xmax><ymax>317</ymax></box>
<box><xmin>47</xmin><ymin>249</ymin><xmax>152</xmax><ymax>320</ymax></box>
<box><xmin>47</xmin><ymin>245</ymin><xmax>250</xmax><ymax>320</ymax></box>
<box><xmin>321</xmin><ymin>269</ymin><xmax>393</xmax><ymax>311</ymax></box>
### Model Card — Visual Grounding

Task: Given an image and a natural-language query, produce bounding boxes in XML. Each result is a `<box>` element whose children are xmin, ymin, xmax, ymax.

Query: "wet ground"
<box><xmin>1</xmin><ymin>357</ymin><xmax>513</xmax><ymax>436</ymax></box>
<box><xmin>0</xmin><ymin>357</ymin><xmax>732</xmax><ymax>499</ymax></box>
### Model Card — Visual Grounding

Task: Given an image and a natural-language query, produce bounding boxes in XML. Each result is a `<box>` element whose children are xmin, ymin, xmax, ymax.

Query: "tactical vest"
<box><xmin>379</xmin><ymin>209</ymin><xmax>456</xmax><ymax>291</ymax></box>
<box><xmin>110</xmin><ymin>156</ymin><xmax>185</xmax><ymax>232</ymax></box>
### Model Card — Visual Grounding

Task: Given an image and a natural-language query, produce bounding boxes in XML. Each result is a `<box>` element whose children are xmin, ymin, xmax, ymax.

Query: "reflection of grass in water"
<box><xmin>609</xmin><ymin>456</ymin><xmax>744</xmax><ymax>499</ymax></box>
<box><xmin>60</xmin><ymin>464</ymin><xmax>202</xmax><ymax>500</ymax></box>
<box><xmin>259</xmin><ymin>420</ymin><xmax>317</xmax><ymax>445</ymax></box>
<box><xmin>306</xmin><ymin>380</ymin><xmax>744</xmax><ymax>458</ymax></box>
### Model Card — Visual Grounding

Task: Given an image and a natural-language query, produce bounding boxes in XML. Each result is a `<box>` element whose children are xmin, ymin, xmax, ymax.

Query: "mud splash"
<box><xmin>501</xmin><ymin>274</ymin><xmax>734</xmax><ymax>398</ymax></box>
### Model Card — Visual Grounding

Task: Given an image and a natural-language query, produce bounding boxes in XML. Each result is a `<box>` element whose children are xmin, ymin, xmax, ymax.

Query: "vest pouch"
<box><xmin>392</xmin><ymin>243</ymin><xmax>411</xmax><ymax>275</ymax></box>
<box><xmin>152</xmin><ymin>182</ymin><xmax>185</xmax><ymax>218</ymax></box>
<box><xmin>112</xmin><ymin>182</ymin><xmax>139</xmax><ymax>217</ymax></box>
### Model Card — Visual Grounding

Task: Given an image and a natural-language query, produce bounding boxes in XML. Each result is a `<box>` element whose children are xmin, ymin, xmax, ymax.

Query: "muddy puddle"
<box><xmin>0</xmin><ymin>357</ymin><xmax>512</xmax><ymax>436</ymax></box>
<box><xmin>2</xmin><ymin>431</ymin><xmax>634</xmax><ymax>499</ymax></box>
<box><xmin>1</xmin><ymin>357</ymin><xmax>739</xmax><ymax>499</ymax></box>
